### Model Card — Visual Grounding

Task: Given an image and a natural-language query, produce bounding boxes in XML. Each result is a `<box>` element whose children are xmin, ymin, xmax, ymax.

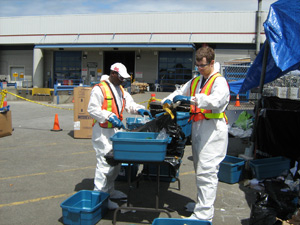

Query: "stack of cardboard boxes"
<box><xmin>73</xmin><ymin>87</ymin><xmax>93</xmax><ymax>139</ymax></box>
<box><xmin>0</xmin><ymin>110</ymin><xmax>12</xmax><ymax>138</ymax></box>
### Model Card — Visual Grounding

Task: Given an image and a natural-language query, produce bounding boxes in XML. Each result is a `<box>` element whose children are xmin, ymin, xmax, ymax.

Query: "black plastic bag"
<box><xmin>250</xmin><ymin>192</ymin><xmax>277</xmax><ymax>225</ymax></box>
<box><xmin>134</xmin><ymin>109</ymin><xmax>186</xmax><ymax>157</ymax></box>
<box><xmin>250</xmin><ymin>180</ymin><xmax>298</xmax><ymax>225</ymax></box>
<box><xmin>264</xmin><ymin>180</ymin><xmax>298</xmax><ymax>220</ymax></box>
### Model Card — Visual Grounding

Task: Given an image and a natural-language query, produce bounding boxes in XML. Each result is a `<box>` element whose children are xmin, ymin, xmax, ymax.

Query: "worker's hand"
<box><xmin>162</xmin><ymin>99</ymin><xmax>172</xmax><ymax>108</ymax></box>
<box><xmin>138</xmin><ymin>109</ymin><xmax>153</xmax><ymax>119</ymax></box>
<box><xmin>108</xmin><ymin>114</ymin><xmax>125</xmax><ymax>129</ymax></box>
<box><xmin>173</xmin><ymin>95</ymin><xmax>191</xmax><ymax>104</ymax></box>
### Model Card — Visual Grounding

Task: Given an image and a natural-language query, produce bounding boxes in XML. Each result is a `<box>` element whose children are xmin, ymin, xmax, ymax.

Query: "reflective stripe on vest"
<box><xmin>92</xmin><ymin>81</ymin><xmax>125</xmax><ymax>128</ymax></box>
<box><xmin>190</xmin><ymin>73</ymin><xmax>227</xmax><ymax>122</ymax></box>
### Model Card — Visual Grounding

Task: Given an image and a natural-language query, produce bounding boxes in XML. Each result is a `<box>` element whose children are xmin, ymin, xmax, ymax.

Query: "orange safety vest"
<box><xmin>92</xmin><ymin>81</ymin><xmax>125</xmax><ymax>128</ymax></box>
<box><xmin>190</xmin><ymin>73</ymin><xmax>228</xmax><ymax>123</ymax></box>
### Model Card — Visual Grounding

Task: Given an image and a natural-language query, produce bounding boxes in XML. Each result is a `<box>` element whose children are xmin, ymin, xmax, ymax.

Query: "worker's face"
<box><xmin>109</xmin><ymin>71</ymin><xmax>124</xmax><ymax>86</ymax></box>
<box><xmin>195</xmin><ymin>57</ymin><xmax>214</xmax><ymax>78</ymax></box>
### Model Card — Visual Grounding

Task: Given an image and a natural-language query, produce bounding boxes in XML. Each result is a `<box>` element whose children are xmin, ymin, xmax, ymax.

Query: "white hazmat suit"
<box><xmin>87</xmin><ymin>78</ymin><xmax>145</xmax><ymax>201</ymax></box>
<box><xmin>162</xmin><ymin>66</ymin><xmax>230</xmax><ymax>220</ymax></box>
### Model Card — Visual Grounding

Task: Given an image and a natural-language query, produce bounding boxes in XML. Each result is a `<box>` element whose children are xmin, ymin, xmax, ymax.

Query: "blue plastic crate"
<box><xmin>218</xmin><ymin>155</ymin><xmax>245</xmax><ymax>184</ymax></box>
<box><xmin>126</xmin><ymin>117</ymin><xmax>151</xmax><ymax>130</ymax></box>
<box><xmin>181</xmin><ymin>121</ymin><xmax>192</xmax><ymax>137</ymax></box>
<box><xmin>176</xmin><ymin>112</ymin><xmax>190</xmax><ymax>126</ymax></box>
<box><xmin>176</xmin><ymin>112</ymin><xmax>192</xmax><ymax>137</ymax></box>
<box><xmin>152</xmin><ymin>218</ymin><xmax>212</xmax><ymax>225</ymax></box>
<box><xmin>249</xmin><ymin>156</ymin><xmax>290</xmax><ymax>180</ymax></box>
<box><xmin>110</xmin><ymin>132</ymin><xmax>171</xmax><ymax>162</ymax></box>
<box><xmin>60</xmin><ymin>190</ymin><xmax>109</xmax><ymax>225</ymax></box>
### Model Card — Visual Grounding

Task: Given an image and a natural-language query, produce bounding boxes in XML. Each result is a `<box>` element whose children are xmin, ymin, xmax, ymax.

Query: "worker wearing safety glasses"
<box><xmin>161</xmin><ymin>47</ymin><xmax>230</xmax><ymax>222</ymax></box>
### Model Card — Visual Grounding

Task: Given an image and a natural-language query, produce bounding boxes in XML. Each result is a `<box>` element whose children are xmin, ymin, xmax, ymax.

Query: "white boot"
<box><xmin>108</xmin><ymin>199</ymin><xmax>119</xmax><ymax>210</ymax></box>
<box><xmin>187</xmin><ymin>214</ymin><xmax>199</xmax><ymax>220</ymax></box>
<box><xmin>110</xmin><ymin>190</ymin><xmax>127</xmax><ymax>199</ymax></box>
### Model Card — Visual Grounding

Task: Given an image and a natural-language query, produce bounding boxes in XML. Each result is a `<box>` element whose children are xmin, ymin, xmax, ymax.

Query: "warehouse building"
<box><xmin>0</xmin><ymin>10</ymin><xmax>268</xmax><ymax>91</ymax></box>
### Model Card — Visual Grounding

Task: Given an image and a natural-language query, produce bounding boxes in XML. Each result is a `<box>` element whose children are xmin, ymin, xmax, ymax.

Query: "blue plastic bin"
<box><xmin>176</xmin><ymin>112</ymin><xmax>190</xmax><ymax>126</ymax></box>
<box><xmin>176</xmin><ymin>112</ymin><xmax>192</xmax><ymax>137</ymax></box>
<box><xmin>60</xmin><ymin>190</ymin><xmax>109</xmax><ymax>225</ymax></box>
<box><xmin>249</xmin><ymin>156</ymin><xmax>290</xmax><ymax>180</ymax></box>
<box><xmin>180</xmin><ymin>120</ymin><xmax>192</xmax><ymax>137</ymax></box>
<box><xmin>218</xmin><ymin>155</ymin><xmax>245</xmax><ymax>184</ymax></box>
<box><xmin>110</xmin><ymin>132</ymin><xmax>171</xmax><ymax>162</ymax></box>
<box><xmin>152</xmin><ymin>218</ymin><xmax>212</xmax><ymax>225</ymax></box>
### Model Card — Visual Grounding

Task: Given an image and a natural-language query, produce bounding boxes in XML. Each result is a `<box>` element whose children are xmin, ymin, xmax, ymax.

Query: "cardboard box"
<box><xmin>0</xmin><ymin>110</ymin><xmax>13</xmax><ymax>138</ymax></box>
<box><xmin>73</xmin><ymin>87</ymin><xmax>93</xmax><ymax>139</ymax></box>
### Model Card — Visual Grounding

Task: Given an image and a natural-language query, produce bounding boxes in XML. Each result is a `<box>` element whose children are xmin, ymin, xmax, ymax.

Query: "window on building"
<box><xmin>158</xmin><ymin>51</ymin><xmax>193</xmax><ymax>91</ymax></box>
<box><xmin>54</xmin><ymin>51</ymin><xmax>82</xmax><ymax>86</ymax></box>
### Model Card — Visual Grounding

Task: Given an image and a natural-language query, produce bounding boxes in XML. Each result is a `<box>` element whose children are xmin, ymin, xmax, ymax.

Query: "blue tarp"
<box><xmin>239</xmin><ymin>0</ymin><xmax>300</xmax><ymax>93</ymax></box>
<box><xmin>228</xmin><ymin>79</ymin><xmax>245</xmax><ymax>94</ymax></box>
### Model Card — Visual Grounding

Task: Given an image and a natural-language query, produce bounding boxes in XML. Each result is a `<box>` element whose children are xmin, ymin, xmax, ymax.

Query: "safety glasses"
<box><xmin>116</xmin><ymin>72</ymin><xmax>125</xmax><ymax>82</ymax></box>
<box><xmin>196</xmin><ymin>63</ymin><xmax>210</xmax><ymax>68</ymax></box>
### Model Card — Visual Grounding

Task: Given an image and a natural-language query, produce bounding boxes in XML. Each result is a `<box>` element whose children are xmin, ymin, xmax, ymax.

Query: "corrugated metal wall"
<box><xmin>215</xmin><ymin>49</ymin><xmax>257</xmax><ymax>64</ymax></box>
<box><xmin>0</xmin><ymin>11</ymin><xmax>268</xmax><ymax>44</ymax></box>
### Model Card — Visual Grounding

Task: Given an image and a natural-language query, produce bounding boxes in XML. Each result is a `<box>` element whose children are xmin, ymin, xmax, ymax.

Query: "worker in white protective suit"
<box><xmin>87</xmin><ymin>62</ymin><xmax>152</xmax><ymax>210</ymax></box>
<box><xmin>161</xmin><ymin>47</ymin><xmax>230</xmax><ymax>221</ymax></box>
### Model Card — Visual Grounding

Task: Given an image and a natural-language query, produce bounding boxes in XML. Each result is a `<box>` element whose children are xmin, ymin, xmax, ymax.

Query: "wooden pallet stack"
<box><xmin>131</xmin><ymin>82</ymin><xmax>149</xmax><ymax>93</ymax></box>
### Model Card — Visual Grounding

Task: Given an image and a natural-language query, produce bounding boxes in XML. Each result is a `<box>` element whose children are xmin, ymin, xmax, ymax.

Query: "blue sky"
<box><xmin>0</xmin><ymin>0</ymin><xmax>277</xmax><ymax>17</ymax></box>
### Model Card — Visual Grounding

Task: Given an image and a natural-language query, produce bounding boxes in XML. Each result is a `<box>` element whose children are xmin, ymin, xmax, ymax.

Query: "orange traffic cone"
<box><xmin>51</xmin><ymin>114</ymin><xmax>62</xmax><ymax>131</ymax></box>
<box><xmin>235</xmin><ymin>94</ymin><xmax>241</xmax><ymax>107</ymax></box>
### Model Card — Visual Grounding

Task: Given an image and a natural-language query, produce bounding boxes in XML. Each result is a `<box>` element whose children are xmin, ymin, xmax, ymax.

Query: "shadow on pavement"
<box><xmin>71</xmin><ymin>176</ymin><xmax>193</xmax><ymax>224</ymax></box>
<box><xmin>68</xmin><ymin>130</ymin><xmax>74</xmax><ymax>138</ymax></box>
<box><xmin>74</xmin><ymin>178</ymin><xmax>94</xmax><ymax>191</ymax></box>
<box><xmin>106</xmin><ymin>180</ymin><xmax>193</xmax><ymax>224</ymax></box>
<box><xmin>239</xmin><ymin>182</ymin><xmax>257</xmax><ymax>225</ymax></box>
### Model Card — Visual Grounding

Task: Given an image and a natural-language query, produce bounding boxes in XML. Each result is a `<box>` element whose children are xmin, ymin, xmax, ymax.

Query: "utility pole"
<box><xmin>256</xmin><ymin>0</ymin><xmax>262</xmax><ymax>55</ymax></box>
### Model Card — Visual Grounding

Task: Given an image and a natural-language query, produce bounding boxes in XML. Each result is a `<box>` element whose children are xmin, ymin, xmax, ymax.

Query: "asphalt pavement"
<box><xmin>0</xmin><ymin>91</ymin><xmax>256</xmax><ymax>225</ymax></box>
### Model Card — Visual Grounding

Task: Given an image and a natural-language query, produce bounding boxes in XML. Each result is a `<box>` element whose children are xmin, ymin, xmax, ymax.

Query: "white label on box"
<box><xmin>74</xmin><ymin>121</ymin><xmax>80</xmax><ymax>130</ymax></box>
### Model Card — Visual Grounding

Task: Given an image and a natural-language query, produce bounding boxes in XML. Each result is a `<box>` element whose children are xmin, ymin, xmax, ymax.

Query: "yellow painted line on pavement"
<box><xmin>0</xmin><ymin>166</ymin><xmax>94</xmax><ymax>181</ymax></box>
<box><xmin>0</xmin><ymin>142</ymin><xmax>58</xmax><ymax>151</ymax></box>
<box><xmin>0</xmin><ymin>142</ymin><xmax>91</xmax><ymax>152</ymax></box>
<box><xmin>73</xmin><ymin>142</ymin><xmax>93</xmax><ymax>146</ymax></box>
<box><xmin>0</xmin><ymin>170</ymin><xmax>195</xmax><ymax>208</ymax></box>
<box><xmin>1</xmin><ymin>167</ymin><xmax>194</xmax><ymax>181</ymax></box>
<box><xmin>0</xmin><ymin>172</ymin><xmax>47</xmax><ymax>180</ymax></box>
<box><xmin>0</xmin><ymin>192</ymin><xmax>75</xmax><ymax>208</ymax></box>
<box><xmin>53</xmin><ymin>166</ymin><xmax>94</xmax><ymax>173</ymax></box>
<box><xmin>71</xmin><ymin>150</ymin><xmax>94</xmax><ymax>155</ymax></box>
<box><xmin>180</xmin><ymin>171</ymin><xmax>195</xmax><ymax>175</ymax></box>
